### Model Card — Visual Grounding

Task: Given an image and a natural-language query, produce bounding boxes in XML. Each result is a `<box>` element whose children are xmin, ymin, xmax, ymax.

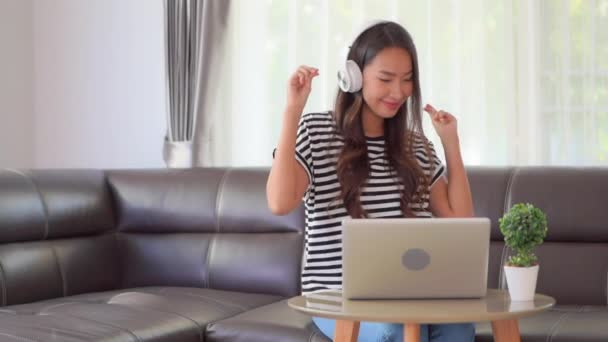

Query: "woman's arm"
<box><xmin>266</xmin><ymin>65</ymin><xmax>318</xmax><ymax>215</ymax></box>
<box><xmin>429</xmin><ymin>137</ymin><xmax>474</xmax><ymax>217</ymax></box>
<box><xmin>424</xmin><ymin>104</ymin><xmax>474</xmax><ymax>218</ymax></box>
<box><xmin>266</xmin><ymin>106</ymin><xmax>310</xmax><ymax>215</ymax></box>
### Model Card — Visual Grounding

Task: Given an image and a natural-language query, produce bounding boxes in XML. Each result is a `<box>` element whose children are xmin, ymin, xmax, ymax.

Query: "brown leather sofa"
<box><xmin>471</xmin><ymin>167</ymin><xmax>608</xmax><ymax>342</ymax></box>
<box><xmin>0</xmin><ymin>167</ymin><xmax>606</xmax><ymax>342</ymax></box>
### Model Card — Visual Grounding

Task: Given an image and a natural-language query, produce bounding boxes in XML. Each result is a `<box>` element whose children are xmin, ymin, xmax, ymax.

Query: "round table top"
<box><xmin>288</xmin><ymin>289</ymin><xmax>555</xmax><ymax>324</ymax></box>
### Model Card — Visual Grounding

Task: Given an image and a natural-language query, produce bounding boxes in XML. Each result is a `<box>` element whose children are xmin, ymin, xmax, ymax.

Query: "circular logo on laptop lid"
<box><xmin>402</xmin><ymin>248</ymin><xmax>431</xmax><ymax>271</ymax></box>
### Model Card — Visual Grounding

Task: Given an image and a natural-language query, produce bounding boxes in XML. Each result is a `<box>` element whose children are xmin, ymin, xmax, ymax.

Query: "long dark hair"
<box><xmin>333</xmin><ymin>21</ymin><xmax>432</xmax><ymax>218</ymax></box>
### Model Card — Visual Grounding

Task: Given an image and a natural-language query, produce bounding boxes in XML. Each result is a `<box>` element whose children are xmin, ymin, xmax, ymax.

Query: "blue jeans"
<box><xmin>313</xmin><ymin>317</ymin><xmax>475</xmax><ymax>342</ymax></box>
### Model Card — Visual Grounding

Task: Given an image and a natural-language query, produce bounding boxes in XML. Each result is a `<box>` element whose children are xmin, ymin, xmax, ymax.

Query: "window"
<box><xmin>215</xmin><ymin>0</ymin><xmax>608</xmax><ymax>166</ymax></box>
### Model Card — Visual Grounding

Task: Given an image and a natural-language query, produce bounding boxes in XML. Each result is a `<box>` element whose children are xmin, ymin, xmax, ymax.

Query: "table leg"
<box><xmin>334</xmin><ymin>320</ymin><xmax>360</xmax><ymax>342</ymax></box>
<box><xmin>404</xmin><ymin>324</ymin><xmax>421</xmax><ymax>342</ymax></box>
<box><xmin>492</xmin><ymin>319</ymin><xmax>521</xmax><ymax>342</ymax></box>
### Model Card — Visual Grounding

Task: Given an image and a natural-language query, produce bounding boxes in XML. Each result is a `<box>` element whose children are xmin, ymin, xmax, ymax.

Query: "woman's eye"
<box><xmin>379</xmin><ymin>78</ymin><xmax>391</xmax><ymax>83</ymax></box>
<box><xmin>403</xmin><ymin>78</ymin><xmax>413</xmax><ymax>82</ymax></box>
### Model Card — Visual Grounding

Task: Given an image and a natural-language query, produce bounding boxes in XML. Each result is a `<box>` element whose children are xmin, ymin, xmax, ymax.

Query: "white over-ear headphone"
<box><xmin>337</xmin><ymin>19</ymin><xmax>389</xmax><ymax>93</ymax></box>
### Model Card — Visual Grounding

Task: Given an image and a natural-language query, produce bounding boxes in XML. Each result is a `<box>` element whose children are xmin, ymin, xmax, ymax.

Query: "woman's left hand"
<box><xmin>424</xmin><ymin>104</ymin><xmax>459</xmax><ymax>144</ymax></box>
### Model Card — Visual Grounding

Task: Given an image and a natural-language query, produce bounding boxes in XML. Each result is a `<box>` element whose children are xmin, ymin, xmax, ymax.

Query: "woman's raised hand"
<box><xmin>286</xmin><ymin>65</ymin><xmax>319</xmax><ymax>113</ymax></box>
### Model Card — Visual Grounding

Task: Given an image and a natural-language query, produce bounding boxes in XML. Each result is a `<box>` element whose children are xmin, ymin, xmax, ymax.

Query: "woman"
<box><xmin>267</xmin><ymin>20</ymin><xmax>475</xmax><ymax>341</ymax></box>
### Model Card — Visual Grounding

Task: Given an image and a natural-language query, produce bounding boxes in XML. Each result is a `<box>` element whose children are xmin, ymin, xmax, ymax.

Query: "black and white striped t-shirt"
<box><xmin>294</xmin><ymin>111</ymin><xmax>445</xmax><ymax>294</ymax></box>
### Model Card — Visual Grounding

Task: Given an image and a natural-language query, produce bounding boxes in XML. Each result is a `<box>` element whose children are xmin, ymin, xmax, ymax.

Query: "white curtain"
<box><xmin>209</xmin><ymin>0</ymin><xmax>608</xmax><ymax>166</ymax></box>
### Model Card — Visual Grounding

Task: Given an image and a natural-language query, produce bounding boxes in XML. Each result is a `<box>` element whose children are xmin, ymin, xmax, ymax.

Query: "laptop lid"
<box><xmin>342</xmin><ymin>218</ymin><xmax>491</xmax><ymax>300</ymax></box>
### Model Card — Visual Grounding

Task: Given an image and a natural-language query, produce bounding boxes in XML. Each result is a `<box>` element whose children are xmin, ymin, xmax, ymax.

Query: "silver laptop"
<box><xmin>342</xmin><ymin>218</ymin><xmax>490</xmax><ymax>300</ymax></box>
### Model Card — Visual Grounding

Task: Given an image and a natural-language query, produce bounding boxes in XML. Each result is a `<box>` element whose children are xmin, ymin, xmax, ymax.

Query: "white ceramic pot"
<box><xmin>503</xmin><ymin>264</ymin><xmax>539</xmax><ymax>301</ymax></box>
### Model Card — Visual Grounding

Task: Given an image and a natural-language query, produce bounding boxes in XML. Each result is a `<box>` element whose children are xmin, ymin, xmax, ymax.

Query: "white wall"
<box><xmin>32</xmin><ymin>0</ymin><xmax>166</xmax><ymax>169</ymax></box>
<box><xmin>0</xmin><ymin>0</ymin><xmax>34</xmax><ymax>168</ymax></box>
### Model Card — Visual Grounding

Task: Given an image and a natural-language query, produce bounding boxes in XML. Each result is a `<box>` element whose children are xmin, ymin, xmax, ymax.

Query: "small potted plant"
<box><xmin>499</xmin><ymin>203</ymin><xmax>548</xmax><ymax>301</ymax></box>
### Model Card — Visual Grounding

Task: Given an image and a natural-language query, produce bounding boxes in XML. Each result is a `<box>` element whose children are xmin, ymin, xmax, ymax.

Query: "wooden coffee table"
<box><xmin>288</xmin><ymin>289</ymin><xmax>555</xmax><ymax>342</ymax></box>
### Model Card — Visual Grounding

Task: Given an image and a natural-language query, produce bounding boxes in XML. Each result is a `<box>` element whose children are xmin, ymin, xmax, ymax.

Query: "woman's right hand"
<box><xmin>286</xmin><ymin>65</ymin><xmax>319</xmax><ymax>113</ymax></box>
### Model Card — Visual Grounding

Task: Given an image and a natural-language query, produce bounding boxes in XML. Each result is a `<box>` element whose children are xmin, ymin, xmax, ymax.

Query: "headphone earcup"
<box><xmin>337</xmin><ymin>69</ymin><xmax>350</xmax><ymax>92</ymax></box>
<box><xmin>338</xmin><ymin>60</ymin><xmax>363</xmax><ymax>93</ymax></box>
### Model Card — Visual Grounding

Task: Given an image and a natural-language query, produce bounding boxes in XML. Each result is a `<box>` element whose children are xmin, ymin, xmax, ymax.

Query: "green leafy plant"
<box><xmin>499</xmin><ymin>203</ymin><xmax>548</xmax><ymax>267</ymax></box>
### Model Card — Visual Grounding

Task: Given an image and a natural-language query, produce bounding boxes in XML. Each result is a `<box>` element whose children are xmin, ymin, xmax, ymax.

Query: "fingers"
<box><xmin>294</xmin><ymin>66</ymin><xmax>319</xmax><ymax>88</ymax></box>
<box><xmin>424</xmin><ymin>104</ymin><xmax>440</xmax><ymax>123</ymax></box>
<box><xmin>424</xmin><ymin>104</ymin><xmax>452</xmax><ymax>124</ymax></box>
<box><xmin>436</xmin><ymin>111</ymin><xmax>450</xmax><ymax>124</ymax></box>
<box><xmin>297</xmin><ymin>66</ymin><xmax>319</xmax><ymax>77</ymax></box>
<box><xmin>424</xmin><ymin>104</ymin><xmax>438</xmax><ymax>115</ymax></box>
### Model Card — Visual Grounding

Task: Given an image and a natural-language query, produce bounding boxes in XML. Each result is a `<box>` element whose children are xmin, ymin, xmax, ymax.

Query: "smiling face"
<box><xmin>361</xmin><ymin>47</ymin><xmax>414</xmax><ymax>121</ymax></box>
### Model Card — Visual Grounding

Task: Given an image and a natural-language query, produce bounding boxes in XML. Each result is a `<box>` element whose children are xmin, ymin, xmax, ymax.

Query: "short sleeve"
<box><xmin>294</xmin><ymin>116</ymin><xmax>314</xmax><ymax>186</ymax></box>
<box><xmin>426</xmin><ymin>140</ymin><xmax>446</xmax><ymax>188</ymax></box>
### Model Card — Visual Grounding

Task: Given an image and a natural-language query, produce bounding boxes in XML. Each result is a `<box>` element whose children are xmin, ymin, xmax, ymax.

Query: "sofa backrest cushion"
<box><xmin>108</xmin><ymin>168</ymin><xmax>305</xmax><ymax>297</ymax></box>
<box><xmin>0</xmin><ymin>169</ymin><xmax>120</xmax><ymax>305</ymax></box>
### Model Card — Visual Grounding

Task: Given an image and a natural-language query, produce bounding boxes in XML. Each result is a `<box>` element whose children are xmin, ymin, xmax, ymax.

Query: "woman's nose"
<box><xmin>390</xmin><ymin>83</ymin><xmax>405</xmax><ymax>99</ymax></box>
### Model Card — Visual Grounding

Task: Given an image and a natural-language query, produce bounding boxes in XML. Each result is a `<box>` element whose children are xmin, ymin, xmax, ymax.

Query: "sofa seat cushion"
<box><xmin>206</xmin><ymin>299</ymin><xmax>330</xmax><ymax>342</ymax></box>
<box><xmin>0</xmin><ymin>312</ymin><xmax>136</xmax><ymax>341</ymax></box>
<box><xmin>0</xmin><ymin>287</ymin><xmax>282</xmax><ymax>342</ymax></box>
<box><xmin>475</xmin><ymin>305</ymin><xmax>608</xmax><ymax>342</ymax></box>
